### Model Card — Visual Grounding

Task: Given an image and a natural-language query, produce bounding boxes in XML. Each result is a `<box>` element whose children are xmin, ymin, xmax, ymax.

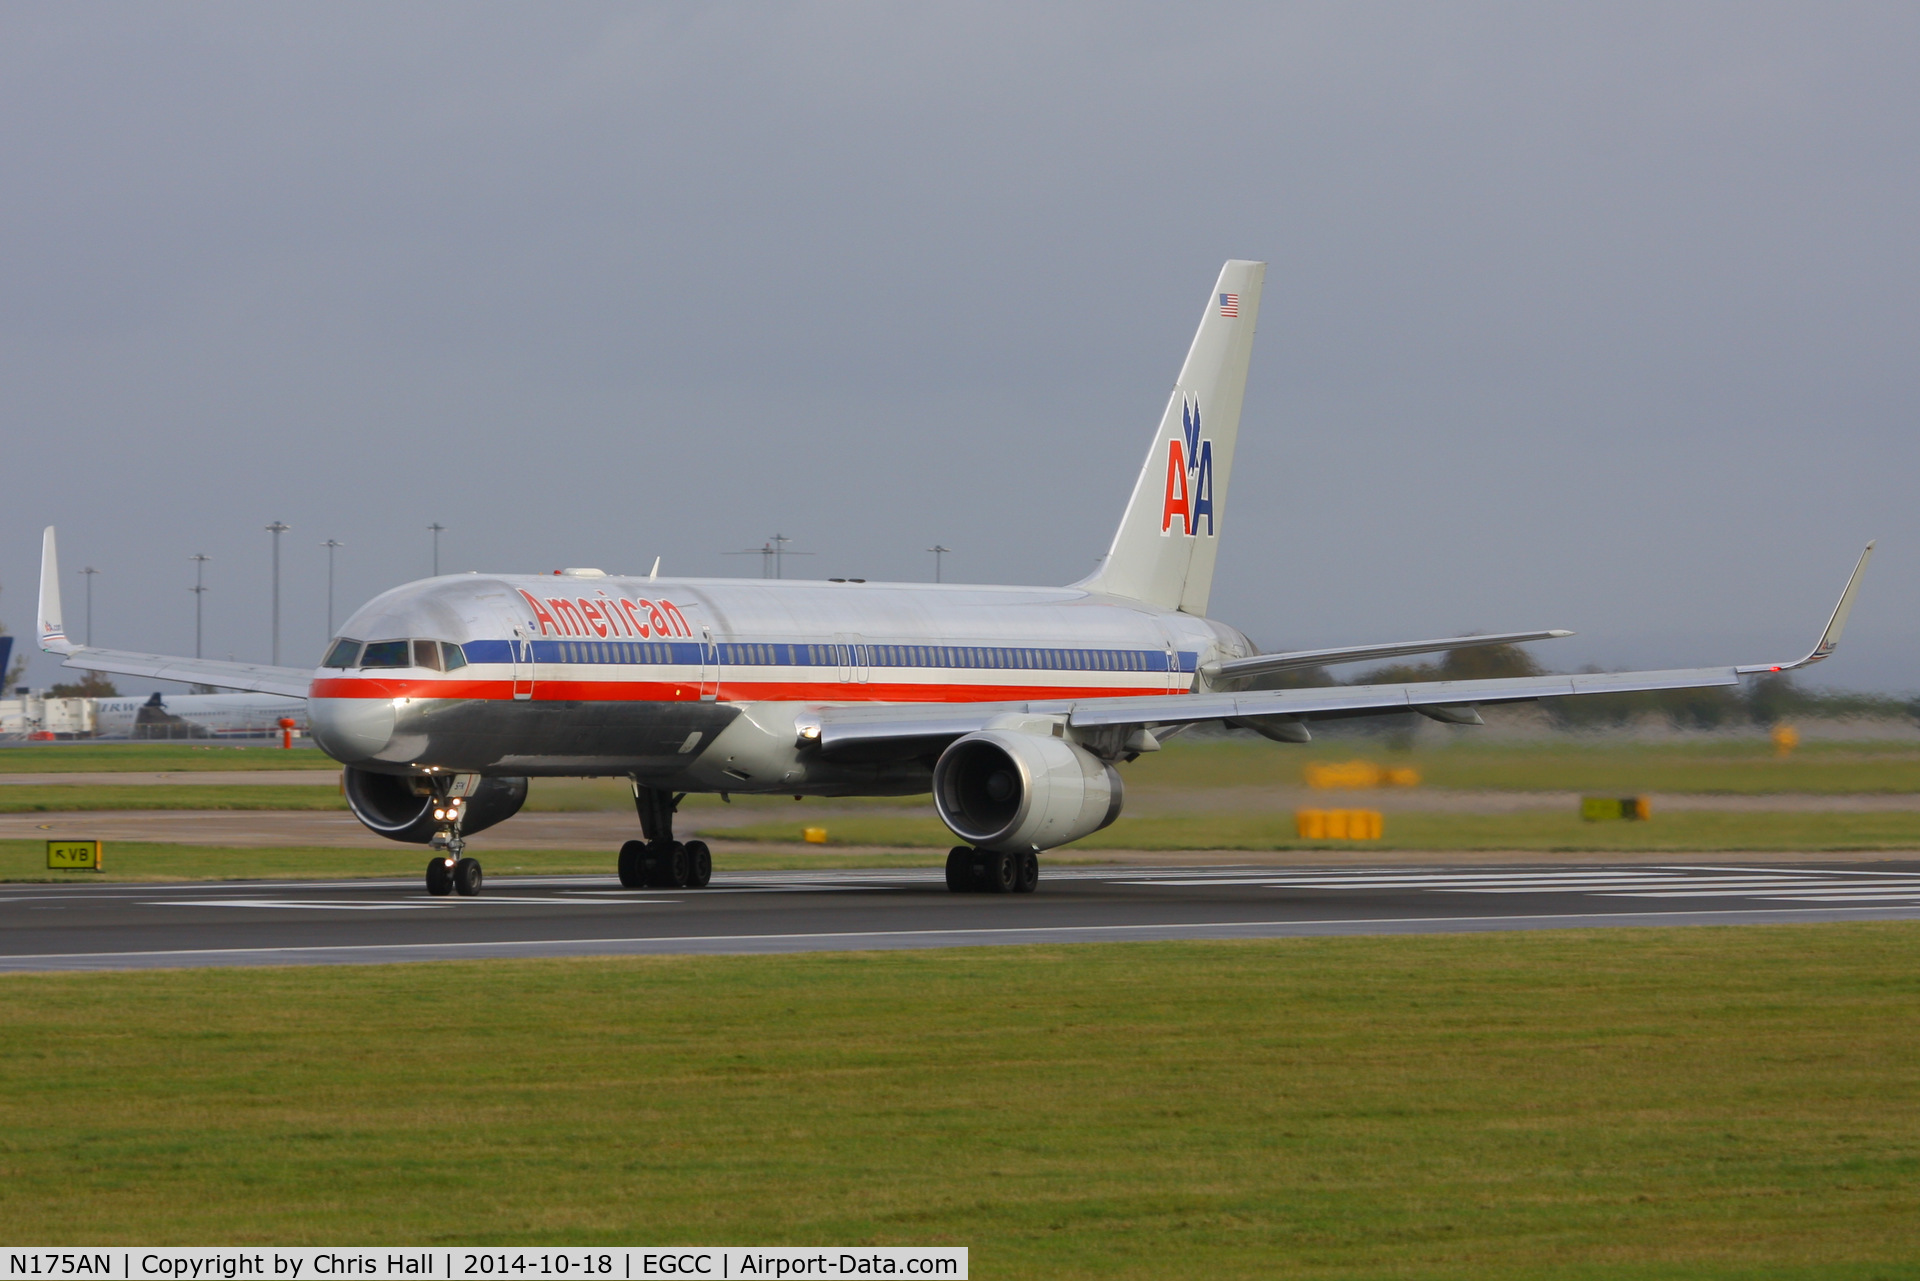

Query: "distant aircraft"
<box><xmin>35</xmin><ymin>262</ymin><xmax>1873</xmax><ymax>897</ymax></box>
<box><xmin>92</xmin><ymin>691</ymin><xmax>307</xmax><ymax>739</ymax></box>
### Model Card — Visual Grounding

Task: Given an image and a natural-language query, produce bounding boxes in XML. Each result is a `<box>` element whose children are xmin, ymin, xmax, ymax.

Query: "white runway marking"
<box><xmin>149</xmin><ymin>896</ymin><xmax>657</xmax><ymax>910</ymax></box>
<box><xmin>1115</xmin><ymin>865</ymin><xmax>1920</xmax><ymax>904</ymax></box>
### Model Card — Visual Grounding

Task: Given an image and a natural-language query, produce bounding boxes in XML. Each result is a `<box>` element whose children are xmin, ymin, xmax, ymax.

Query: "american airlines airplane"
<box><xmin>36</xmin><ymin>261</ymin><xmax>1872</xmax><ymax>898</ymax></box>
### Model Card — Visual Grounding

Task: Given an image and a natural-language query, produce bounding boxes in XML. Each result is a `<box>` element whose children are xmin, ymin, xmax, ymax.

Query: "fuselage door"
<box><xmin>511</xmin><ymin>630</ymin><xmax>534</xmax><ymax>701</ymax></box>
<box><xmin>698</xmin><ymin>627</ymin><xmax>720</xmax><ymax>701</ymax></box>
<box><xmin>834</xmin><ymin>632</ymin><xmax>870</xmax><ymax>685</ymax></box>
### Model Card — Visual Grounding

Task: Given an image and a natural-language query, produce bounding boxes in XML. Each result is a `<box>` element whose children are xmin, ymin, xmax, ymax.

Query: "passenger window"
<box><xmin>413</xmin><ymin>640</ymin><xmax>444</xmax><ymax>671</ymax></box>
<box><xmin>360</xmin><ymin>640</ymin><xmax>410</xmax><ymax>668</ymax></box>
<box><xmin>441</xmin><ymin>642</ymin><xmax>468</xmax><ymax>671</ymax></box>
<box><xmin>323</xmin><ymin>638</ymin><xmax>362</xmax><ymax>669</ymax></box>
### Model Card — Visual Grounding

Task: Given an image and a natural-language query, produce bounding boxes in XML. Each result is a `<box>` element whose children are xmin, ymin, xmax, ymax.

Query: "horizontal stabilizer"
<box><xmin>1205</xmin><ymin>629</ymin><xmax>1572</xmax><ymax>683</ymax></box>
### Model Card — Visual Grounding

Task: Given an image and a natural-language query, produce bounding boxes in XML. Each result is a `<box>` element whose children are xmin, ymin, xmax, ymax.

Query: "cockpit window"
<box><xmin>360</xmin><ymin>640</ymin><xmax>411</xmax><ymax>668</ymax></box>
<box><xmin>322</xmin><ymin>638</ymin><xmax>362</xmax><ymax>669</ymax></box>
<box><xmin>412</xmin><ymin>639</ymin><xmax>444</xmax><ymax>672</ymax></box>
<box><xmin>441</xmin><ymin>642</ymin><xmax>468</xmax><ymax>671</ymax></box>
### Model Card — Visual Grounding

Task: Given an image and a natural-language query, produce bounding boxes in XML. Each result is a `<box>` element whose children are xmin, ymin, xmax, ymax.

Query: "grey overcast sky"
<box><xmin>3</xmin><ymin>3</ymin><xmax>1917</xmax><ymax>692</ymax></box>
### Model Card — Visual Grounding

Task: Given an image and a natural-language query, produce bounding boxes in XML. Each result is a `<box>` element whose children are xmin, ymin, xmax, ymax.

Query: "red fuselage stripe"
<box><xmin>305</xmin><ymin>676</ymin><xmax>1181</xmax><ymax>703</ymax></box>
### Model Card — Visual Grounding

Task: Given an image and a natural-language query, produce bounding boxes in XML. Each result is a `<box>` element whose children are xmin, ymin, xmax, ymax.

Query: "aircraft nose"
<box><xmin>308</xmin><ymin>697</ymin><xmax>395</xmax><ymax>763</ymax></box>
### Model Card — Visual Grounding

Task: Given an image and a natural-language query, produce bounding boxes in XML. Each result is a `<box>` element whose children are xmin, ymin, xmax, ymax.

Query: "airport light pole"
<box><xmin>79</xmin><ymin>566</ymin><xmax>98</xmax><ymax>646</ymax></box>
<box><xmin>190</xmin><ymin>553</ymin><xmax>211</xmax><ymax>658</ymax></box>
<box><xmin>322</xmin><ymin>540</ymin><xmax>343</xmax><ymax>638</ymax></box>
<box><xmin>927</xmin><ymin>544</ymin><xmax>951</xmax><ymax>583</ymax></box>
<box><xmin>725</xmin><ymin>533</ymin><xmax>812</xmax><ymax>580</ymax></box>
<box><xmin>266</xmin><ymin>521</ymin><xmax>289</xmax><ymax>665</ymax></box>
<box><xmin>428</xmin><ymin>523</ymin><xmax>445</xmax><ymax>577</ymax></box>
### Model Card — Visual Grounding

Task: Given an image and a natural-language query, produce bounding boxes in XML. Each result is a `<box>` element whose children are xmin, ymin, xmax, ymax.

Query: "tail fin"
<box><xmin>1077</xmin><ymin>260</ymin><xmax>1265</xmax><ymax>615</ymax></box>
<box><xmin>38</xmin><ymin>526</ymin><xmax>72</xmax><ymax>654</ymax></box>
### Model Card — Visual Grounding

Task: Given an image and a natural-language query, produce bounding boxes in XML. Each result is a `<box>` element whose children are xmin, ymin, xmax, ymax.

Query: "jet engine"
<box><xmin>932</xmin><ymin>729</ymin><xmax>1123</xmax><ymax>853</ymax></box>
<box><xmin>342</xmin><ymin>767</ymin><xmax>528</xmax><ymax>844</ymax></box>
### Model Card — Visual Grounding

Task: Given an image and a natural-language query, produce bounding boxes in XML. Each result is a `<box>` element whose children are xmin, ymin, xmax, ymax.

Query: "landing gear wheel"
<box><xmin>646</xmin><ymin>841</ymin><xmax>690</xmax><ymax>889</ymax></box>
<box><xmin>453</xmin><ymin>856</ymin><xmax>483</xmax><ymax>896</ymax></box>
<box><xmin>426</xmin><ymin>856</ymin><xmax>454</xmax><ymax>896</ymax></box>
<box><xmin>945</xmin><ymin>847</ymin><xmax>973</xmax><ymax>893</ymax></box>
<box><xmin>618</xmin><ymin>839</ymin><xmax>648</xmax><ymax>888</ymax></box>
<box><xmin>684</xmin><ymin>840</ymin><xmax>712</xmax><ymax>888</ymax></box>
<box><xmin>1014</xmin><ymin>851</ymin><xmax>1039</xmax><ymax>894</ymax></box>
<box><xmin>983</xmin><ymin>850</ymin><xmax>1018</xmax><ymax>894</ymax></box>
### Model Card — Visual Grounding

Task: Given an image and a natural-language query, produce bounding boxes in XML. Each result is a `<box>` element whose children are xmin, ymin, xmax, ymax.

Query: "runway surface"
<box><xmin>4</xmin><ymin>860</ymin><xmax>1920</xmax><ymax>971</ymax></box>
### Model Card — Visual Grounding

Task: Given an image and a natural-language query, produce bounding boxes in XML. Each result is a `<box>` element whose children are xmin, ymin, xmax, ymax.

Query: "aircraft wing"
<box><xmin>815</xmin><ymin>542</ymin><xmax>1874</xmax><ymax>758</ymax></box>
<box><xmin>36</xmin><ymin>526</ymin><xmax>312</xmax><ymax>699</ymax></box>
<box><xmin>814</xmin><ymin>665</ymin><xmax>1737</xmax><ymax>756</ymax></box>
<box><xmin>50</xmin><ymin>647</ymin><xmax>313</xmax><ymax>699</ymax></box>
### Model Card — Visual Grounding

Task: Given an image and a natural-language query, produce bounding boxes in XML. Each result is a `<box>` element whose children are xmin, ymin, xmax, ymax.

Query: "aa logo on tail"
<box><xmin>1159</xmin><ymin>397</ymin><xmax>1215</xmax><ymax>538</ymax></box>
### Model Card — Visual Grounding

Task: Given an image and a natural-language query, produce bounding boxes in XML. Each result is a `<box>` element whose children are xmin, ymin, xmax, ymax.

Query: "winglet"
<box><xmin>1736</xmin><ymin>541</ymin><xmax>1874</xmax><ymax>674</ymax></box>
<box><xmin>38</xmin><ymin>526</ymin><xmax>73</xmax><ymax>654</ymax></box>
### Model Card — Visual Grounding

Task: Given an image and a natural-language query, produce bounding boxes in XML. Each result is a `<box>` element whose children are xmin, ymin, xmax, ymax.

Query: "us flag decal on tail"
<box><xmin>1218</xmin><ymin>293</ymin><xmax>1240</xmax><ymax>318</ymax></box>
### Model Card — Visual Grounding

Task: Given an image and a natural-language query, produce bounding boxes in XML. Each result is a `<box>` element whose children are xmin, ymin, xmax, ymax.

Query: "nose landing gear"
<box><xmin>620</xmin><ymin>784</ymin><xmax>716</xmax><ymax>889</ymax></box>
<box><xmin>424</xmin><ymin>783</ymin><xmax>482</xmax><ymax>895</ymax></box>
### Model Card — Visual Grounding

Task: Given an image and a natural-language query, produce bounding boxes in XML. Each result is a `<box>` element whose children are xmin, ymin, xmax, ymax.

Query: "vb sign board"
<box><xmin>47</xmin><ymin>839</ymin><xmax>102</xmax><ymax>870</ymax></box>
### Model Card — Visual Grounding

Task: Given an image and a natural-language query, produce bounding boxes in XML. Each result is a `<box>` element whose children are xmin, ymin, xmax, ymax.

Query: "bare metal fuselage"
<box><xmin>307</xmin><ymin>572</ymin><xmax>1255</xmax><ymax>793</ymax></box>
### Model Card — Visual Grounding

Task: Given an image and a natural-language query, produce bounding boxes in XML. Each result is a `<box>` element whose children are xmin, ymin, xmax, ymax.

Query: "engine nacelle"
<box><xmin>932</xmin><ymin>729</ymin><xmax>1123</xmax><ymax>853</ymax></box>
<box><xmin>342</xmin><ymin>767</ymin><xmax>529</xmax><ymax>845</ymax></box>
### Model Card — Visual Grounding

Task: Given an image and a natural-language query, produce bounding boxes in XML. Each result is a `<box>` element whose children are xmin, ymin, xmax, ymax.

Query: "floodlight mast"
<box><xmin>322</xmin><ymin>540</ymin><xmax>343</xmax><ymax>638</ymax></box>
<box><xmin>725</xmin><ymin>533</ymin><xmax>813</xmax><ymax>579</ymax></box>
<box><xmin>189</xmin><ymin>553</ymin><xmax>211</xmax><ymax>658</ymax></box>
<box><xmin>266</xmin><ymin>521</ymin><xmax>289</xmax><ymax>665</ymax></box>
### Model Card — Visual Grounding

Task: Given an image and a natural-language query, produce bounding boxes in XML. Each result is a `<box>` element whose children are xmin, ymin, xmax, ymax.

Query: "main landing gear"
<box><xmin>620</xmin><ymin>783</ymin><xmax>714</xmax><ymax>890</ymax></box>
<box><xmin>946</xmin><ymin>846</ymin><xmax>1039</xmax><ymax>894</ymax></box>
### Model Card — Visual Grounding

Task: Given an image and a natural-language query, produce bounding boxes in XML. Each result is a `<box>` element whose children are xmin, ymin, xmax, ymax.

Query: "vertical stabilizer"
<box><xmin>1077</xmin><ymin>260</ymin><xmax>1264</xmax><ymax>615</ymax></box>
<box><xmin>39</xmin><ymin>526</ymin><xmax>72</xmax><ymax>653</ymax></box>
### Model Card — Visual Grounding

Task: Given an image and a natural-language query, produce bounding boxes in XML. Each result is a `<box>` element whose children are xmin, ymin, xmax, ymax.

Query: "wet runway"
<box><xmin>4</xmin><ymin>860</ymin><xmax>1919</xmax><ymax>971</ymax></box>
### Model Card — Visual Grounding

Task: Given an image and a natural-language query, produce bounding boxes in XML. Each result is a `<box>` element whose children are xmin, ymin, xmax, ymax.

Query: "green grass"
<box><xmin>729</xmin><ymin>808</ymin><xmax>1920</xmax><ymax>853</ymax></box>
<box><xmin>0</xmin><ymin>785</ymin><xmax>346</xmax><ymax>812</ymax></box>
<box><xmin>1132</xmin><ymin>736</ymin><xmax>1920</xmax><ymax>794</ymax></box>
<box><xmin>0</xmin><ymin>743</ymin><xmax>336</xmax><ymax>771</ymax></box>
<box><xmin>2</xmin><ymin>926</ymin><xmax>1918</xmax><ymax>1276</ymax></box>
<box><xmin>0</xmin><ymin>840</ymin><xmax>940</xmax><ymax>883</ymax></box>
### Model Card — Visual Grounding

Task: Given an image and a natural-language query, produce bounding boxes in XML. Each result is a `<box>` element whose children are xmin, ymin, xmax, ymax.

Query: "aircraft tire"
<box><xmin>426</xmin><ymin>857</ymin><xmax>454</xmax><ymax>896</ymax></box>
<box><xmin>945</xmin><ymin>847</ymin><xmax>972</xmax><ymax>892</ymax></box>
<box><xmin>684</xmin><ymin>840</ymin><xmax>712</xmax><ymax>888</ymax></box>
<box><xmin>648</xmin><ymin>841</ymin><xmax>690</xmax><ymax>889</ymax></box>
<box><xmin>1014</xmin><ymin>851</ymin><xmax>1039</xmax><ymax>894</ymax></box>
<box><xmin>453</xmin><ymin>856</ymin><xmax>483</xmax><ymax>897</ymax></box>
<box><xmin>618</xmin><ymin>839</ymin><xmax>648</xmax><ymax>888</ymax></box>
<box><xmin>984</xmin><ymin>850</ymin><xmax>1017</xmax><ymax>894</ymax></box>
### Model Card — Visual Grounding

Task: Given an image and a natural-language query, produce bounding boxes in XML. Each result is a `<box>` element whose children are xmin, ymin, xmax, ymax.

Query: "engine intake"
<box><xmin>933</xmin><ymin>729</ymin><xmax>1123</xmax><ymax>853</ymax></box>
<box><xmin>342</xmin><ymin>767</ymin><xmax>528</xmax><ymax>845</ymax></box>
